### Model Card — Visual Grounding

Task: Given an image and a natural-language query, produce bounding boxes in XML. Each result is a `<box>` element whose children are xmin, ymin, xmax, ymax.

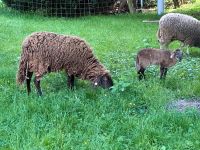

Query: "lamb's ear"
<box><xmin>170</xmin><ymin>53</ymin><xmax>175</xmax><ymax>59</ymax></box>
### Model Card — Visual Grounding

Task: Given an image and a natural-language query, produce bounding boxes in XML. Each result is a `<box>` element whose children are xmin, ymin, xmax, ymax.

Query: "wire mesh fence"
<box><xmin>2</xmin><ymin>0</ymin><xmax>121</xmax><ymax>17</ymax></box>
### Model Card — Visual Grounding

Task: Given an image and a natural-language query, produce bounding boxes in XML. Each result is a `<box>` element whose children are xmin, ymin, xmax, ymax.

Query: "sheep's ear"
<box><xmin>92</xmin><ymin>77</ymin><xmax>100</xmax><ymax>87</ymax></box>
<box><xmin>170</xmin><ymin>53</ymin><xmax>174</xmax><ymax>59</ymax></box>
<box><xmin>93</xmin><ymin>74</ymin><xmax>113</xmax><ymax>89</ymax></box>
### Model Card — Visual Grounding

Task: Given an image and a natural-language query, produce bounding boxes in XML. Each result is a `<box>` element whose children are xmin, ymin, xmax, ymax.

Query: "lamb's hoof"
<box><xmin>37</xmin><ymin>91</ymin><xmax>43</xmax><ymax>96</ymax></box>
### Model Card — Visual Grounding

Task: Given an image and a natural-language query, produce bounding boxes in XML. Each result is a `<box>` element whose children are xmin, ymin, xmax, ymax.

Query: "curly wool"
<box><xmin>16</xmin><ymin>32</ymin><xmax>109</xmax><ymax>84</ymax></box>
<box><xmin>157</xmin><ymin>13</ymin><xmax>200</xmax><ymax>48</ymax></box>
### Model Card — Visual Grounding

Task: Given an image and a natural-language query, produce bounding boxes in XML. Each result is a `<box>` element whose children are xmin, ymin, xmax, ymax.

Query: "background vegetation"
<box><xmin>0</xmin><ymin>0</ymin><xmax>200</xmax><ymax>149</ymax></box>
<box><xmin>2</xmin><ymin>0</ymin><xmax>195</xmax><ymax>17</ymax></box>
<box><xmin>1</xmin><ymin>0</ymin><xmax>115</xmax><ymax>17</ymax></box>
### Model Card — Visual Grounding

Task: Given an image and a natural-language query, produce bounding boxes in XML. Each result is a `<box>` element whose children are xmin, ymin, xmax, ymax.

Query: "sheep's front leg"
<box><xmin>67</xmin><ymin>75</ymin><xmax>75</xmax><ymax>89</ymax></box>
<box><xmin>180</xmin><ymin>42</ymin><xmax>189</xmax><ymax>57</ymax></box>
<box><xmin>186</xmin><ymin>45</ymin><xmax>190</xmax><ymax>56</ymax></box>
<box><xmin>34</xmin><ymin>77</ymin><xmax>42</xmax><ymax>96</ymax></box>
<box><xmin>160</xmin><ymin>67</ymin><xmax>168</xmax><ymax>79</ymax></box>
<box><xmin>26</xmin><ymin>71</ymin><xmax>33</xmax><ymax>95</ymax></box>
<box><xmin>138</xmin><ymin>67</ymin><xmax>145</xmax><ymax>80</ymax></box>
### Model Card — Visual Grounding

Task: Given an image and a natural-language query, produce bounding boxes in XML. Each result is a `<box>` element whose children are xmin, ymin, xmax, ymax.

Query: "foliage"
<box><xmin>2</xmin><ymin>0</ymin><xmax>115</xmax><ymax>17</ymax></box>
<box><xmin>169</xmin><ymin>0</ymin><xmax>200</xmax><ymax>19</ymax></box>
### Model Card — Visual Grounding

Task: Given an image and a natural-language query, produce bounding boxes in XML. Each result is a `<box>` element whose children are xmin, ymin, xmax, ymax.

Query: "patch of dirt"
<box><xmin>167</xmin><ymin>99</ymin><xmax>200</xmax><ymax>112</ymax></box>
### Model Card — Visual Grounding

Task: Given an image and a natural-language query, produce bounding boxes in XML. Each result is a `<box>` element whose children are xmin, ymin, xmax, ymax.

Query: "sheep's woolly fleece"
<box><xmin>17</xmin><ymin>32</ymin><xmax>110</xmax><ymax>84</ymax></box>
<box><xmin>158</xmin><ymin>13</ymin><xmax>200</xmax><ymax>48</ymax></box>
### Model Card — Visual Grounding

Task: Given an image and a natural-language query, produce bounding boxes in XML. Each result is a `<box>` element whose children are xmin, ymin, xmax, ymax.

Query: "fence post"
<box><xmin>157</xmin><ymin>0</ymin><xmax>164</xmax><ymax>15</ymax></box>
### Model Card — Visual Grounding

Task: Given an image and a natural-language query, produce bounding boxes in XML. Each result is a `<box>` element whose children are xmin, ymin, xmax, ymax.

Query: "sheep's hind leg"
<box><xmin>160</xmin><ymin>67</ymin><xmax>168</xmax><ymax>79</ymax></box>
<box><xmin>180</xmin><ymin>42</ymin><xmax>190</xmax><ymax>57</ymax></box>
<box><xmin>26</xmin><ymin>71</ymin><xmax>33</xmax><ymax>95</ymax></box>
<box><xmin>67</xmin><ymin>75</ymin><xmax>75</xmax><ymax>89</ymax></box>
<box><xmin>34</xmin><ymin>77</ymin><xmax>42</xmax><ymax>96</ymax></box>
<box><xmin>138</xmin><ymin>68</ymin><xmax>145</xmax><ymax>80</ymax></box>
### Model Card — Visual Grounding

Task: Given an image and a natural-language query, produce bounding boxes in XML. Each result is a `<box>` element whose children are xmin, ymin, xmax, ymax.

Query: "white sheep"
<box><xmin>157</xmin><ymin>13</ymin><xmax>200</xmax><ymax>52</ymax></box>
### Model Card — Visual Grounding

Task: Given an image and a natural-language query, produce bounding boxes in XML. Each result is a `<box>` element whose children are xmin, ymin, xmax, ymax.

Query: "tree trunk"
<box><xmin>173</xmin><ymin>0</ymin><xmax>180</xmax><ymax>8</ymax></box>
<box><xmin>127</xmin><ymin>0</ymin><xmax>135</xmax><ymax>13</ymax></box>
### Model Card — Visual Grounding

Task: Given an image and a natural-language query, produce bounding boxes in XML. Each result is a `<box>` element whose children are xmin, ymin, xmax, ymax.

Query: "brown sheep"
<box><xmin>16</xmin><ymin>32</ymin><xmax>113</xmax><ymax>96</ymax></box>
<box><xmin>136</xmin><ymin>48</ymin><xmax>182</xmax><ymax>80</ymax></box>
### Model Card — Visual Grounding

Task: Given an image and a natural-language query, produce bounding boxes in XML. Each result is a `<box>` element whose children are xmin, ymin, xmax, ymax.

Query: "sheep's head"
<box><xmin>93</xmin><ymin>73</ymin><xmax>113</xmax><ymax>89</ymax></box>
<box><xmin>170</xmin><ymin>49</ymin><xmax>183</xmax><ymax>62</ymax></box>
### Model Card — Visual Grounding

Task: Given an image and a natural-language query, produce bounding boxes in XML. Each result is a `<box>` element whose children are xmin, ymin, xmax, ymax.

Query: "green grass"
<box><xmin>169</xmin><ymin>0</ymin><xmax>200</xmax><ymax>19</ymax></box>
<box><xmin>1</xmin><ymin>1</ymin><xmax>200</xmax><ymax>149</ymax></box>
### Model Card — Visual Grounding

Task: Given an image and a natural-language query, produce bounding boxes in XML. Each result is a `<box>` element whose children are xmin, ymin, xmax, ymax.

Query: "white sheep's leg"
<box><xmin>180</xmin><ymin>42</ymin><xmax>190</xmax><ymax>57</ymax></box>
<box><xmin>34</xmin><ymin>77</ymin><xmax>42</xmax><ymax>96</ymax></box>
<box><xmin>26</xmin><ymin>71</ymin><xmax>33</xmax><ymax>95</ymax></box>
<box><xmin>180</xmin><ymin>42</ymin><xmax>185</xmax><ymax>49</ymax></box>
<box><xmin>67</xmin><ymin>75</ymin><xmax>75</xmax><ymax>89</ymax></box>
<box><xmin>186</xmin><ymin>45</ymin><xmax>190</xmax><ymax>56</ymax></box>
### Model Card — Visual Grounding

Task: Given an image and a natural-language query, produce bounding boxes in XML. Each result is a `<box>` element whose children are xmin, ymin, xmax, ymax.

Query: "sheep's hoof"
<box><xmin>37</xmin><ymin>91</ymin><xmax>43</xmax><ymax>96</ymax></box>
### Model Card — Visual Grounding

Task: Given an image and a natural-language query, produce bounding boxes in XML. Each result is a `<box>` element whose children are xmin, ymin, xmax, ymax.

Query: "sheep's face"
<box><xmin>174</xmin><ymin>49</ymin><xmax>183</xmax><ymax>62</ymax></box>
<box><xmin>170</xmin><ymin>49</ymin><xmax>183</xmax><ymax>62</ymax></box>
<box><xmin>93</xmin><ymin>74</ymin><xmax>113</xmax><ymax>89</ymax></box>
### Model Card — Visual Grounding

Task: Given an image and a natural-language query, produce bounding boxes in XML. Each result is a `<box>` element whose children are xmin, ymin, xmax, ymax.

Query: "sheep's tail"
<box><xmin>135</xmin><ymin>55</ymin><xmax>140</xmax><ymax>71</ymax></box>
<box><xmin>16</xmin><ymin>51</ymin><xmax>29</xmax><ymax>85</ymax></box>
<box><xmin>157</xmin><ymin>28</ymin><xmax>161</xmax><ymax>40</ymax></box>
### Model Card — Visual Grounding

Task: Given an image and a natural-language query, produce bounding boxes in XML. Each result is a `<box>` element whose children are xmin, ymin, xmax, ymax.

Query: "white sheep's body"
<box><xmin>157</xmin><ymin>13</ymin><xmax>200</xmax><ymax>49</ymax></box>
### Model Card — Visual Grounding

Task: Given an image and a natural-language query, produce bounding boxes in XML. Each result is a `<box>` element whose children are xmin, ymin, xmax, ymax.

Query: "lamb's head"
<box><xmin>93</xmin><ymin>73</ymin><xmax>113</xmax><ymax>89</ymax></box>
<box><xmin>170</xmin><ymin>49</ymin><xmax>183</xmax><ymax>62</ymax></box>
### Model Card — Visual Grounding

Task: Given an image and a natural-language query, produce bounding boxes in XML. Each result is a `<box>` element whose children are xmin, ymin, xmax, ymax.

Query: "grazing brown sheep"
<box><xmin>16</xmin><ymin>32</ymin><xmax>113</xmax><ymax>96</ymax></box>
<box><xmin>136</xmin><ymin>48</ymin><xmax>182</xmax><ymax>80</ymax></box>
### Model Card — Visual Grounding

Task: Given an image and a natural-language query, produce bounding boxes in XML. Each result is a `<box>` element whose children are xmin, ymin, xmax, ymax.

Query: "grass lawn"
<box><xmin>169</xmin><ymin>0</ymin><xmax>200</xmax><ymax>19</ymax></box>
<box><xmin>0</xmin><ymin>1</ymin><xmax>200</xmax><ymax>149</ymax></box>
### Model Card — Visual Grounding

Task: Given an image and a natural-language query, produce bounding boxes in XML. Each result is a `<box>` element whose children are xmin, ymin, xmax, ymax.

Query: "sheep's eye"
<box><xmin>103</xmin><ymin>77</ymin><xmax>108</xmax><ymax>81</ymax></box>
<box><xmin>94</xmin><ymin>82</ymin><xmax>98</xmax><ymax>86</ymax></box>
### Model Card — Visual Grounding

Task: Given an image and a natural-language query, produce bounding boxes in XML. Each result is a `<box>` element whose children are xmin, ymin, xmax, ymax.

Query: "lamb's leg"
<box><xmin>67</xmin><ymin>75</ymin><xmax>75</xmax><ymax>89</ymax></box>
<box><xmin>34</xmin><ymin>77</ymin><xmax>42</xmax><ymax>96</ymax></box>
<box><xmin>26</xmin><ymin>71</ymin><xmax>33</xmax><ymax>95</ymax></box>
<box><xmin>160</xmin><ymin>67</ymin><xmax>168</xmax><ymax>79</ymax></box>
<box><xmin>138</xmin><ymin>67</ymin><xmax>145</xmax><ymax>80</ymax></box>
<box><xmin>163</xmin><ymin>68</ymin><xmax>168</xmax><ymax>78</ymax></box>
